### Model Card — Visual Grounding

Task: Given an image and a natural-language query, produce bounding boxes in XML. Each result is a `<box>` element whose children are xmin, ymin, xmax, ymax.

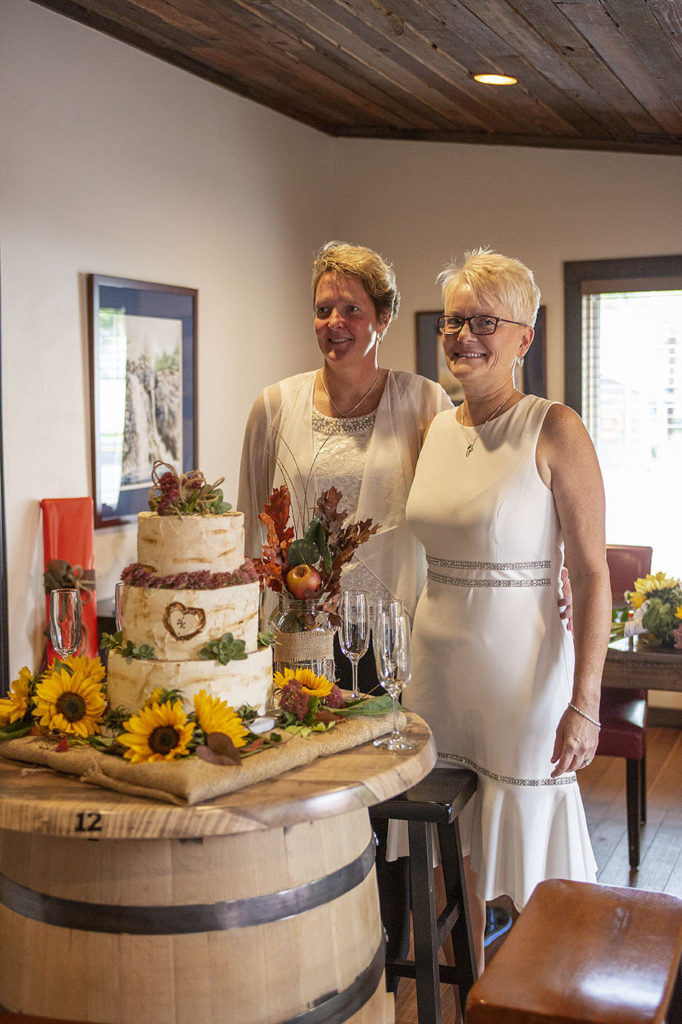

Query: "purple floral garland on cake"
<box><xmin>121</xmin><ymin>560</ymin><xmax>260</xmax><ymax>591</ymax></box>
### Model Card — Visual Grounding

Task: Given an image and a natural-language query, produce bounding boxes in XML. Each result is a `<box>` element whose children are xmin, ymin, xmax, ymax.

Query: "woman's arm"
<box><xmin>536</xmin><ymin>403</ymin><xmax>611</xmax><ymax>778</ymax></box>
<box><xmin>237</xmin><ymin>389</ymin><xmax>278</xmax><ymax>558</ymax></box>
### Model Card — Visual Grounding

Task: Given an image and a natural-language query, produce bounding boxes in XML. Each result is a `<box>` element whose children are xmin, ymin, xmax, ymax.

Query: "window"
<box><xmin>565</xmin><ymin>256</ymin><xmax>682</xmax><ymax>577</ymax></box>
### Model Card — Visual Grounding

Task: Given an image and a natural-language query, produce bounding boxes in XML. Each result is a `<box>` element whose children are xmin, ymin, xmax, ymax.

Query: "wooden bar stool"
<box><xmin>371</xmin><ymin>766</ymin><xmax>478</xmax><ymax>1024</ymax></box>
<box><xmin>466</xmin><ymin>878</ymin><xmax>682</xmax><ymax>1024</ymax></box>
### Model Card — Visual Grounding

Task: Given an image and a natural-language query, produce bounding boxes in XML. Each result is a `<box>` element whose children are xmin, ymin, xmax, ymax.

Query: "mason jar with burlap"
<box><xmin>272</xmin><ymin>594</ymin><xmax>336</xmax><ymax>683</ymax></box>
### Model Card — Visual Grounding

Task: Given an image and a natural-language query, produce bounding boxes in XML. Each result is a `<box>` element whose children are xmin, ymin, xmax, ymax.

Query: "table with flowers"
<box><xmin>0</xmin><ymin>708</ymin><xmax>435</xmax><ymax>1024</ymax></box>
<box><xmin>605</xmin><ymin>570</ymin><xmax>682</xmax><ymax>693</ymax></box>
<box><xmin>604</xmin><ymin>636</ymin><xmax>682</xmax><ymax>693</ymax></box>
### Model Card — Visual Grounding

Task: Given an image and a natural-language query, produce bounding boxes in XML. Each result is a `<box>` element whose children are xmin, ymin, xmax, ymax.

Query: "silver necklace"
<box><xmin>319</xmin><ymin>368</ymin><xmax>380</xmax><ymax>418</ymax></box>
<box><xmin>459</xmin><ymin>390</ymin><xmax>517</xmax><ymax>457</ymax></box>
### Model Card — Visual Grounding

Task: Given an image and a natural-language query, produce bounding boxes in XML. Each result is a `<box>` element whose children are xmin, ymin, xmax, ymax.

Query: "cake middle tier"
<box><xmin>121</xmin><ymin>581</ymin><xmax>260</xmax><ymax>660</ymax></box>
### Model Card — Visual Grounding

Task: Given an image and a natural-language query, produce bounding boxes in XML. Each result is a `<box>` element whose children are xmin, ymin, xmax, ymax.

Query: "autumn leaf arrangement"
<box><xmin>254</xmin><ymin>483</ymin><xmax>379</xmax><ymax>627</ymax></box>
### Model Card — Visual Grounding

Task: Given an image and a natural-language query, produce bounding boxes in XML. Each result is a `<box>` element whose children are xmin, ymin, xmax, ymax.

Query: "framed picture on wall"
<box><xmin>416</xmin><ymin>306</ymin><xmax>547</xmax><ymax>401</ymax></box>
<box><xmin>88</xmin><ymin>275</ymin><xmax>198</xmax><ymax>528</ymax></box>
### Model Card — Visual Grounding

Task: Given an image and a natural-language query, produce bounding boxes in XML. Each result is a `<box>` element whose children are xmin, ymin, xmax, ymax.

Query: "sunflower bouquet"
<box><xmin>274</xmin><ymin>666</ymin><xmax>389</xmax><ymax>736</ymax></box>
<box><xmin>0</xmin><ymin>658</ymin><xmax>391</xmax><ymax>764</ymax></box>
<box><xmin>0</xmin><ymin>658</ymin><xmax>107</xmax><ymax>745</ymax></box>
<box><xmin>0</xmin><ymin>657</ymin><xmax>272</xmax><ymax>763</ymax></box>
<box><xmin>611</xmin><ymin>571</ymin><xmax>682</xmax><ymax>648</ymax></box>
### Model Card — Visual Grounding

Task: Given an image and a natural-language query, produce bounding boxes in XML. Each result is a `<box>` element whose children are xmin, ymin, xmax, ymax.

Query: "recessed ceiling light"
<box><xmin>473</xmin><ymin>73</ymin><xmax>518</xmax><ymax>85</ymax></box>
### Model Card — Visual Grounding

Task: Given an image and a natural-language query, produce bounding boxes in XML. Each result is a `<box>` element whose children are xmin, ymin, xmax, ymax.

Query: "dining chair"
<box><xmin>596</xmin><ymin>544</ymin><xmax>653</xmax><ymax>869</ymax></box>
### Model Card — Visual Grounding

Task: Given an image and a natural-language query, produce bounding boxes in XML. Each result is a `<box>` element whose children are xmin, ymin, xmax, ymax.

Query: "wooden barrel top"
<box><xmin>0</xmin><ymin>712</ymin><xmax>436</xmax><ymax>841</ymax></box>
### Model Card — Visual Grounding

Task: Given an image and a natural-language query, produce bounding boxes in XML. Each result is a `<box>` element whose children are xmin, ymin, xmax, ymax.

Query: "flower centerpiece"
<box><xmin>0</xmin><ymin>659</ymin><xmax>390</xmax><ymax>764</ymax></box>
<box><xmin>253</xmin><ymin>484</ymin><xmax>379</xmax><ymax>679</ymax></box>
<box><xmin>612</xmin><ymin>571</ymin><xmax>682</xmax><ymax>648</ymax></box>
<box><xmin>255</xmin><ymin>483</ymin><xmax>379</xmax><ymax>622</ymax></box>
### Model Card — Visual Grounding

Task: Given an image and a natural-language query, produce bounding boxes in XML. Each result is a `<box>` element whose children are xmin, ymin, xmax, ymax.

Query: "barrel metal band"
<box><xmin>0</xmin><ymin>836</ymin><xmax>376</xmax><ymax>935</ymax></box>
<box><xmin>280</xmin><ymin>940</ymin><xmax>385</xmax><ymax>1024</ymax></box>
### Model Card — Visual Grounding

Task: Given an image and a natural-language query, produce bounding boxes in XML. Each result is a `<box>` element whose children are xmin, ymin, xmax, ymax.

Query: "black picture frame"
<box><xmin>416</xmin><ymin>307</ymin><xmax>547</xmax><ymax>400</ymax></box>
<box><xmin>89</xmin><ymin>275</ymin><xmax>198</xmax><ymax>528</ymax></box>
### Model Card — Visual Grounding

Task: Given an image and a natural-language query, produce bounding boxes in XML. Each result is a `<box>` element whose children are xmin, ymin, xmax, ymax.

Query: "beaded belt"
<box><xmin>426</xmin><ymin>555</ymin><xmax>552</xmax><ymax>588</ymax></box>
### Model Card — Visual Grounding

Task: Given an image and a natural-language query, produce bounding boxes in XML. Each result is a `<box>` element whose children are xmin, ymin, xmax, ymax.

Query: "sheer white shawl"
<box><xmin>237</xmin><ymin>369</ymin><xmax>452</xmax><ymax>615</ymax></box>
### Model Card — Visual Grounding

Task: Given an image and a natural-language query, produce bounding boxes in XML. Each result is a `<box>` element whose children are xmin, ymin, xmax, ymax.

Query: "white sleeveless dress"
<box><xmin>404</xmin><ymin>395</ymin><xmax>597</xmax><ymax>910</ymax></box>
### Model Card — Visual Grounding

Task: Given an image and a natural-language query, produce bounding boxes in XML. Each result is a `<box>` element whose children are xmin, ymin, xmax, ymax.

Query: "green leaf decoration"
<box><xmin>0</xmin><ymin>721</ymin><xmax>33</xmax><ymax>741</ymax></box>
<box><xmin>333</xmin><ymin>694</ymin><xmax>393</xmax><ymax>716</ymax></box>
<box><xmin>209</xmin><ymin>489</ymin><xmax>232</xmax><ymax>514</ymax></box>
<box><xmin>258</xmin><ymin>631</ymin><xmax>276</xmax><ymax>647</ymax></box>
<box><xmin>199</xmin><ymin>633</ymin><xmax>247</xmax><ymax>665</ymax></box>
<box><xmin>235</xmin><ymin>703</ymin><xmax>260</xmax><ymax>722</ymax></box>
<box><xmin>286</xmin><ymin>536</ymin><xmax>320</xmax><ymax>567</ymax></box>
<box><xmin>100</xmin><ymin>631</ymin><xmax>123</xmax><ymax>651</ymax></box>
<box><xmin>120</xmin><ymin>641</ymin><xmax>156</xmax><ymax>660</ymax></box>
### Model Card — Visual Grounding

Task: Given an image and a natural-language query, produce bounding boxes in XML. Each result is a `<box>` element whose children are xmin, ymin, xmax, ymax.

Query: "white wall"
<box><xmin>1</xmin><ymin>0</ymin><xmax>334</xmax><ymax>670</ymax></box>
<box><xmin>332</xmin><ymin>141</ymin><xmax>682</xmax><ymax>400</ymax></box>
<box><xmin>3</xmin><ymin>0</ymin><xmax>682</xmax><ymax>709</ymax></box>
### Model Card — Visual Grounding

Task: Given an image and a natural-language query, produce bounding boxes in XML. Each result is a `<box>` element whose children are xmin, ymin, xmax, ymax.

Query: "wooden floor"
<box><xmin>394</xmin><ymin>724</ymin><xmax>682</xmax><ymax>1023</ymax></box>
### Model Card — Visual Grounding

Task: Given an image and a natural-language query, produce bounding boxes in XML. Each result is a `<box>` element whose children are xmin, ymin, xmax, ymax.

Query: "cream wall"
<box><xmin>1</xmin><ymin>0</ymin><xmax>334</xmax><ymax>670</ymax></box>
<box><xmin>2</xmin><ymin>0</ymin><xmax>682</xmax><ymax>702</ymax></box>
<box><xmin>333</xmin><ymin>141</ymin><xmax>682</xmax><ymax>401</ymax></box>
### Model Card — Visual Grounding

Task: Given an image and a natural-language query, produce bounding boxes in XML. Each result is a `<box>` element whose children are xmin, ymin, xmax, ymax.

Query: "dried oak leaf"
<box><xmin>260</xmin><ymin>485</ymin><xmax>295</xmax><ymax>545</ymax></box>
<box><xmin>315</xmin><ymin>487</ymin><xmax>347</xmax><ymax>547</ymax></box>
<box><xmin>195</xmin><ymin>731</ymin><xmax>242</xmax><ymax>766</ymax></box>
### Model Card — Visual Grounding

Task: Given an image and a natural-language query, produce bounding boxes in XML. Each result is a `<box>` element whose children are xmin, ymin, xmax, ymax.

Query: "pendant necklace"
<box><xmin>459</xmin><ymin>390</ymin><xmax>517</xmax><ymax>457</ymax></box>
<box><xmin>319</xmin><ymin>368</ymin><xmax>380</xmax><ymax>418</ymax></box>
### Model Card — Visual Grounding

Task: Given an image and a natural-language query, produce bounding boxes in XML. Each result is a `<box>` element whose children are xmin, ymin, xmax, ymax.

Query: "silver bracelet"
<box><xmin>568</xmin><ymin>702</ymin><xmax>601</xmax><ymax>730</ymax></box>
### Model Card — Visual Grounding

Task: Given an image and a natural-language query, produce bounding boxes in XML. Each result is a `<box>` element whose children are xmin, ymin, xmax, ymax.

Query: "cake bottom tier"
<box><xmin>107</xmin><ymin>646</ymin><xmax>273</xmax><ymax>715</ymax></box>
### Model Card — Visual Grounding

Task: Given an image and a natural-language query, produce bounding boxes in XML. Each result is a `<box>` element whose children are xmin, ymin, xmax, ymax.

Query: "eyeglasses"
<box><xmin>437</xmin><ymin>314</ymin><xmax>528</xmax><ymax>336</ymax></box>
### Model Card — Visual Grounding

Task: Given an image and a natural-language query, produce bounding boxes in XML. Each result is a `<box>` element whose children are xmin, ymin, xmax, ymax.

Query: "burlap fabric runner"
<box><xmin>0</xmin><ymin>710</ymin><xmax>401</xmax><ymax>805</ymax></box>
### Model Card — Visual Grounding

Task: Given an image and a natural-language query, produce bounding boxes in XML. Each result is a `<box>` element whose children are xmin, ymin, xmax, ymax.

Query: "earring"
<box><xmin>516</xmin><ymin>355</ymin><xmax>525</xmax><ymax>367</ymax></box>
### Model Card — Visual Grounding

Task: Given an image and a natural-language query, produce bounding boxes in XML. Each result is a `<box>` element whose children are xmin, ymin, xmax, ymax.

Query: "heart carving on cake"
<box><xmin>163</xmin><ymin>601</ymin><xmax>206</xmax><ymax>641</ymax></box>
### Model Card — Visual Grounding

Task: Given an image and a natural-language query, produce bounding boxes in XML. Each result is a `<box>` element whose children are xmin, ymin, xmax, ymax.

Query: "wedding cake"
<box><xmin>106</xmin><ymin>468</ymin><xmax>272</xmax><ymax>715</ymax></box>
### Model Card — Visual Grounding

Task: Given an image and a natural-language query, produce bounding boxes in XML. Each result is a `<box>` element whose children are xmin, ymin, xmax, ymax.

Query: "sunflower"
<box><xmin>627</xmin><ymin>571</ymin><xmax>681</xmax><ymax>609</ymax></box>
<box><xmin>0</xmin><ymin>667</ymin><xmax>34</xmax><ymax>727</ymax></box>
<box><xmin>193</xmin><ymin>690</ymin><xmax>249</xmax><ymax>748</ymax></box>
<box><xmin>274</xmin><ymin>666</ymin><xmax>333</xmax><ymax>699</ymax></box>
<box><xmin>33</xmin><ymin>657</ymin><xmax>107</xmax><ymax>738</ymax></box>
<box><xmin>118</xmin><ymin>700</ymin><xmax>195</xmax><ymax>763</ymax></box>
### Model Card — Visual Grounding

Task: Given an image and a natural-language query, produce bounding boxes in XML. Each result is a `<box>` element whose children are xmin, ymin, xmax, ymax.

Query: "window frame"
<box><xmin>564</xmin><ymin>254</ymin><xmax>682</xmax><ymax>413</ymax></box>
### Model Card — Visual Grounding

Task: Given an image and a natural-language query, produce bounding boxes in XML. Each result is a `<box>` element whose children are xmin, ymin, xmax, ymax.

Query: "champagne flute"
<box><xmin>49</xmin><ymin>588</ymin><xmax>82</xmax><ymax>660</ymax></box>
<box><xmin>373</xmin><ymin>602</ymin><xmax>416</xmax><ymax>751</ymax></box>
<box><xmin>114</xmin><ymin>581</ymin><xmax>125</xmax><ymax>632</ymax></box>
<box><xmin>339</xmin><ymin>590</ymin><xmax>370</xmax><ymax>700</ymax></box>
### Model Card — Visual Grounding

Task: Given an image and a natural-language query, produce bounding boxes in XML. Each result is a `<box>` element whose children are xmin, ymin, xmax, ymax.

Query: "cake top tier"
<box><xmin>137</xmin><ymin>510</ymin><xmax>245</xmax><ymax>576</ymax></box>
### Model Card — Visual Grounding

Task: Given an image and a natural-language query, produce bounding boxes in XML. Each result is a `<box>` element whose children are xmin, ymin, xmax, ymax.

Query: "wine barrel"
<box><xmin>0</xmin><ymin>807</ymin><xmax>388</xmax><ymax>1023</ymax></box>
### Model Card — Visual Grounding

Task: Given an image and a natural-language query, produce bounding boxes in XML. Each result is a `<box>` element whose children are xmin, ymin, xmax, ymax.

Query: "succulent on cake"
<box><xmin>148</xmin><ymin>460</ymin><xmax>232</xmax><ymax>516</ymax></box>
<box><xmin>254</xmin><ymin>484</ymin><xmax>379</xmax><ymax>624</ymax></box>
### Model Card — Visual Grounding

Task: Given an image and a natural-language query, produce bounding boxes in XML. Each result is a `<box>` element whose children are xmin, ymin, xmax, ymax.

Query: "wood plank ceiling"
<box><xmin>32</xmin><ymin>0</ymin><xmax>682</xmax><ymax>155</ymax></box>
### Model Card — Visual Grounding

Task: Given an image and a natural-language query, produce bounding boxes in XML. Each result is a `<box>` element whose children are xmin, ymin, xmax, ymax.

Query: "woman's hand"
<box><xmin>550</xmin><ymin>704</ymin><xmax>600</xmax><ymax>778</ymax></box>
<box><xmin>559</xmin><ymin>566</ymin><xmax>573</xmax><ymax>634</ymax></box>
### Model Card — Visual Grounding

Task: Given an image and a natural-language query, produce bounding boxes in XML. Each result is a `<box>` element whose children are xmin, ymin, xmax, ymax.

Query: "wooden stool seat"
<box><xmin>371</xmin><ymin>766</ymin><xmax>478</xmax><ymax>1023</ymax></box>
<box><xmin>466</xmin><ymin>878</ymin><xmax>682</xmax><ymax>1024</ymax></box>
